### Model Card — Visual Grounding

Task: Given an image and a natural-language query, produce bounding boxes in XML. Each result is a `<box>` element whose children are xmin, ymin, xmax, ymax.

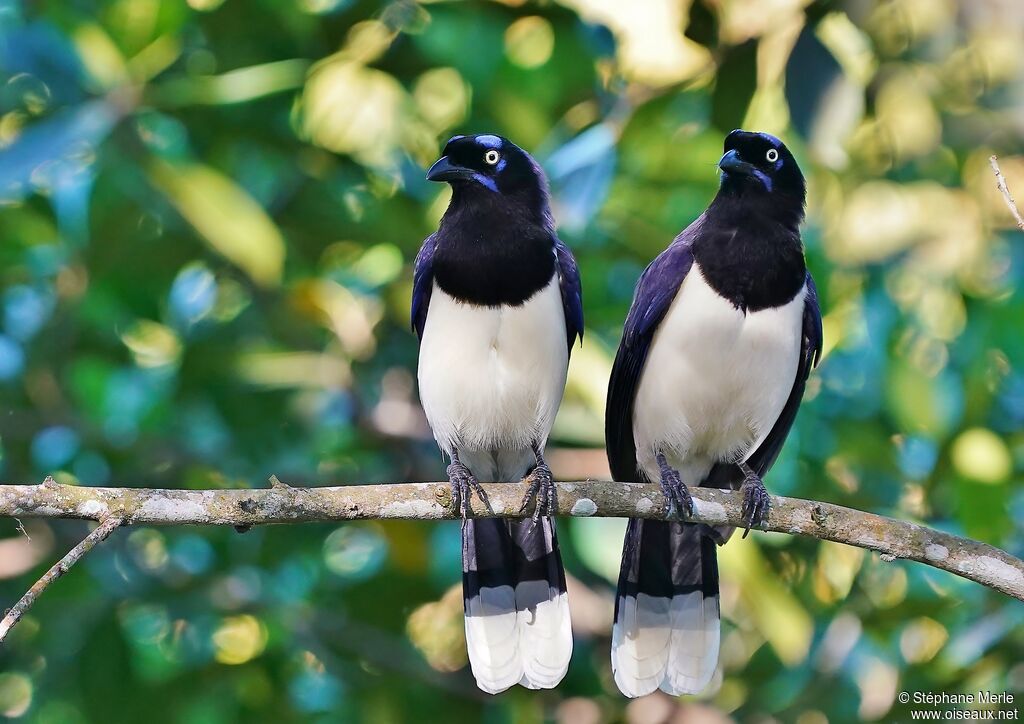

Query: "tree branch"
<box><xmin>989</xmin><ymin>154</ymin><xmax>1024</xmax><ymax>231</ymax></box>
<box><xmin>0</xmin><ymin>515</ymin><xmax>122</xmax><ymax>644</ymax></box>
<box><xmin>1</xmin><ymin>478</ymin><xmax>1021</xmax><ymax>605</ymax></box>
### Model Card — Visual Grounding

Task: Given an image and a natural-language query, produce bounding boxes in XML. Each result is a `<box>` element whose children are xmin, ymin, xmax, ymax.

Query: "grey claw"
<box><xmin>448</xmin><ymin>460</ymin><xmax>490</xmax><ymax>519</ymax></box>
<box><xmin>739</xmin><ymin>472</ymin><xmax>770</xmax><ymax>538</ymax></box>
<box><xmin>520</xmin><ymin>463</ymin><xmax>555</xmax><ymax>522</ymax></box>
<box><xmin>657</xmin><ymin>453</ymin><xmax>693</xmax><ymax>519</ymax></box>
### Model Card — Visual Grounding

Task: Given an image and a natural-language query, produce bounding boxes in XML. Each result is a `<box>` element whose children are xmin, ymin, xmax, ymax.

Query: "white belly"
<box><xmin>633</xmin><ymin>265</ymin><xmax>805</xmax><ymax>485</ymax></box>
<box><xmin>417</xmin><ymin>277</ymin><xmax>569</xmax><ymax>480</ymax></box>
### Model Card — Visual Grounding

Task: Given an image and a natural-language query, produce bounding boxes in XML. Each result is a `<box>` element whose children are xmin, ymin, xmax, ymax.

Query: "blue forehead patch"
<box><xmin>757</xmin><ymin>132</ymin><xmax>782</xmax><ymax>148</ymax></box>
<box><xmin>476</xmin><ymin>134</ymin><xmax>502</xmax><ymax>149</ymax></box>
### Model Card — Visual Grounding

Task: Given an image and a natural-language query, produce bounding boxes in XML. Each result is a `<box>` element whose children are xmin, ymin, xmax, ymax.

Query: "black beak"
<box><xmin>426</xmin><ymin>156</ymin><xmax>474</xmax><ymax>182</ymax></box>
<box><xmin>718</xmin><ymin>149</ymin><xmax>755</xmax><ymax>176</ymax></box>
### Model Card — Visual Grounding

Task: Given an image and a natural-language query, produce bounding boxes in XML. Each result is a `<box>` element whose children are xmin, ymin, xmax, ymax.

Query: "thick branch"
<box><xmin>1</xmin><ymin>478</ymin><xmax>1021</xmax><ymax>602</ymax></box>
<box><xmin>0</xmin><ymin>516</ymin><xmax>121</xmax><ymax>644</ymax></box>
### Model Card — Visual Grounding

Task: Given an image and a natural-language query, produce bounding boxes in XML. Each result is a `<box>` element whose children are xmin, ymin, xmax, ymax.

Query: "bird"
<box><xmin>605</xmin><ymin>130</ymin><xmax>823</xmax><ymax>698</ymax></box>
<box><xmin>411</xmin><ymin>133</ymin><xmax>583</xmax><ymax>694</ymax></box>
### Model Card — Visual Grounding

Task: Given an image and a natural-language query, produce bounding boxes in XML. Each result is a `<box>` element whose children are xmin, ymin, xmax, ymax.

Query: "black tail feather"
<box><xmin>462</xmin><ymin>516</ymin><xmax>571</xmax><ymax>693</ymax></box>
<box><xmin>612</xmin><ymin>519</ymin><xmax>721</xmax><ymax>697</ymax></box>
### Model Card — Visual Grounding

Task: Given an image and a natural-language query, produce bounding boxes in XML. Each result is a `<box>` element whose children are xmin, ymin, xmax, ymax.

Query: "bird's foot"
<box><xmin>739</xmin><ymin>466</ymin><xmax>770</xmax><ymax>537</ymax></box>
<box><xmin>447</xmin><ymin>458</ymin><xmax>490</xmax><ymax>519</ymax></box>
<box><xmin>519</xmin><ymin>461</ymin><xmax>556</xmax><ymax>523</ymax></box>
<box><xmin>657</xmin><ymin>452</ymin><xmax>693</xmax><ymax>519</ymax></box>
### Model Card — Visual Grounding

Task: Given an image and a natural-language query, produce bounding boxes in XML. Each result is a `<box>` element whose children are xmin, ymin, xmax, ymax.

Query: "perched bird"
<box><xmin>412</xmin><ymin>134</ymin><xmax>583</xmax><ymax>694</ymax></box>
<box><xmin>605</xmin><ymin>130</ymin><xmax>822</xmax><ymax>697</ymax></box>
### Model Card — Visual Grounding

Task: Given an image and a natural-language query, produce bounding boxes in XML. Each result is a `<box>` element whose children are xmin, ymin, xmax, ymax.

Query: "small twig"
<box><xmin>14</xmin><ymin>518</ymin><xmax>30</xmax><ymax>542</ymax></box>
<box><xmin>989</xmin><ymin>155</ymin><xmax>1024</xmax><ymax>231</ymax></box>
<box><xmin>0</xmin><ymin>516</ymin><xmax>122</xmax><ymax>644</ymax></box>
<box><xmin>268</xmin><ymin>474</ymin><xmax>291</xmax><ymax>490</ymax></box>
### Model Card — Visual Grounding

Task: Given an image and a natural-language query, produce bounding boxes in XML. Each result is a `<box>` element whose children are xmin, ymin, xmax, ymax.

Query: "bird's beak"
<box><xmin>426</xmin><ymin>156</ymin><xmax>474</xmax><ymax>182</ymax></box>
<box><xmin>718</xmin><ymin>149</ymin><xmax>756</xmax><ymax>177</ymax></box>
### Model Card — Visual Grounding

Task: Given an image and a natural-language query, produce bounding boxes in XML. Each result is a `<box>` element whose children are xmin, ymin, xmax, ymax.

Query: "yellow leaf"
<box><xmin>121</xmin><ymin>319</ymin><xmax>182</xmax><ymax>368</ymax></box>
<box><xmin>149</xmin><ymin>160</ymin><xmax>285</xmax><ymax>287</ymax></box>
<box><xmin>212</xmin><ymin>615</ymin><xmax>267</xmax><ymax>665</ymax></box>
<box><xmin>950</xmin><ymin>428</ymin><xmax>1012</xmax><ymax>484</ymax></box>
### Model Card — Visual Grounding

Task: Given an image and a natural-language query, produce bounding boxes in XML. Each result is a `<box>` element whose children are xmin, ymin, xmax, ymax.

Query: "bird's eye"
<box><xmin>484</xmin><ymin>150</ymin><xmax>501</xmax><ymax>165</ymax></box>
<box><xmin>766</xmin><ymin>148</ymin><xmax>779</xmax><ymax>163</ymax></box>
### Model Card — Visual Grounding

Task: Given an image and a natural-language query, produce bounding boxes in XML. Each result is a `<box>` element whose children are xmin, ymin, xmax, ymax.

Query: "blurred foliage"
<box><xmin>1</xmin><ymin>0</ymin><xmax>1023</xmax><ymax>722</ymax></box>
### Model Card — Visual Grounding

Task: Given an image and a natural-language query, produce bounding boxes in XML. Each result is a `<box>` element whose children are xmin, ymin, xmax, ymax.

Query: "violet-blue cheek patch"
<box><xmin>720</xmin><ymin>168</ymin><xmax>774</xmax><ymax>191</ymax></box>
<box><xmin>752</xmin><ymin>169</ymin><xmax>773</xmax><ymax>192</ymax></box>
<box><xmin>471</xmin><ymin>172</ymin><xmax>498</xmax><ymax>192</ymax></box>
<box><xmin>719</xmin><ymin>169</ymin><xmax>773</xmax><ymax>192</ymax></box>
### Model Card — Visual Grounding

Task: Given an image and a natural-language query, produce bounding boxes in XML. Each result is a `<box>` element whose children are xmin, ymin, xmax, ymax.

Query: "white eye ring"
<box><xmin>766</xmin><ymin>148</ymin><xmax>779</xmax><ymax>163</ymax></box>
<box><xmin>484</xmin><ymin>149</ymin><xmax>501</xmax><ymax>165</ymax></box>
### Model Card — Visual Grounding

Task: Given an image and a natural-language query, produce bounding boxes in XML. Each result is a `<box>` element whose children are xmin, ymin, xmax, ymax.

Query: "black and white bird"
<box><xmin>412</xmin><ymin>134</ymin><xmax>583</xmax><ymax>694</ymax></box>
<box><xmin>605</xmin><ymin>130</ymin><xmax>823</xmax><ymax>697</ymax></box>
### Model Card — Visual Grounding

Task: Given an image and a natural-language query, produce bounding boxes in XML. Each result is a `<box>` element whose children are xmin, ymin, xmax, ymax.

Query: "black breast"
<box><xmin>693</xmin><ymin>199</ymin><xmax>807</xmax><ymax>312</ymax></box>
<box><xmin>432</xmin><ymin>201</ymin><xmax>557</xmax><ymax>307</ymax></box>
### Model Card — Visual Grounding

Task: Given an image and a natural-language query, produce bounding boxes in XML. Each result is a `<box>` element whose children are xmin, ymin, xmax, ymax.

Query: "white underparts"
<box><xmin>417</xmin><ymin>276</ymin><xmax>569</xmax><ymax>480</ymax></box>
<box><xmin>632</xmin><ymin>264</ymin><xmax>806</xmax><ymax>485</ymax></box>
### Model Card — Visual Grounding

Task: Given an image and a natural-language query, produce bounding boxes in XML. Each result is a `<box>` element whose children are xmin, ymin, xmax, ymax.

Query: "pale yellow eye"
<box><xmin>766</xmin><ymin>148</ymin><xmax>779</xmax><ymax>163</ymax></box>
<box><xmin>484</xmin><ymin>150</ymin><xmax>500</xmax><ymax>165</ymax></box>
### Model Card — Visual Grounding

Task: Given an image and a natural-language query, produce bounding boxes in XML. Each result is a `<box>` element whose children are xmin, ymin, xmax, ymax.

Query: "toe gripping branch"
<box><xmin>738</xmin><ymin>461</ymin><xmax>770</xmax><ymax>538</ymax></box>
<box><xmin>519</xmin><ymin>443</ymin><xmax>556</xmax><ymax>523</ymax></box>
<box><xmin>447</xmin><ymin>453</ymin><xmax>491</xmax><ymax>519</ymax></box>
<box><xmin>656</xmin><ymin>452</ymin><xmax>694</xmax><ymax>519</ymax></box>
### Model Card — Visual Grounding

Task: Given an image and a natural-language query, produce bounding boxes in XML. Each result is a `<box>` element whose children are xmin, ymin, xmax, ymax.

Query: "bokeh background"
<box><xmin>1</xmin><ymin>0</ymin><xmax>1023</xmax><ymax>721</ymax></box>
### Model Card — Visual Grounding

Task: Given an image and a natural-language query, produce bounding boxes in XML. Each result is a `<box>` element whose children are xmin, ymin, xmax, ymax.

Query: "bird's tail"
<box><xmin>462</xmin><ymin>515</ymin><xmax>572</xmax><ymax>694</ymax></box>
<box><xmin>611</xmin><ymin>519</ymin><xmax>720</xmax><ymax>697</ymax></box>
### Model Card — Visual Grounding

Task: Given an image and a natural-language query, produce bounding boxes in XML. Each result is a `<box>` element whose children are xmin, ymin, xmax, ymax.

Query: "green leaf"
<box><xmin>711</xmin><ymin>39</ymin><xmax>758</xmax><ymax>133</ymax></box>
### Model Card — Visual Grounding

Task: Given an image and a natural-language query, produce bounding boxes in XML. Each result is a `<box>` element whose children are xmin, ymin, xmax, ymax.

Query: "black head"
<box><xmin>427</xmin><ymin>134</ymin><xmax>548</xmax><ymax>201</ymax></box>
<box><xmin>717</xmin><ymin>130</ymin><xmax>805</xmax><ymax>205</ymax></box>
<box><xmin>425</xmin><ymin>134</ymin><xmax>558</xmax><ymax>307</ymax></box>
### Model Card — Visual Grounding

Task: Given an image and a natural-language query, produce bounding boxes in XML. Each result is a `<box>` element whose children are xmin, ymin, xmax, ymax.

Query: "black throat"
<box><xmin>693</xmin><ymin>189</ymin><xmax>807</xmax><ymax>312</ymax></box>
<box><xmin>432</xmin><ymin>185</ymin><xmax>556</xmax><ymax>307</ymax></box>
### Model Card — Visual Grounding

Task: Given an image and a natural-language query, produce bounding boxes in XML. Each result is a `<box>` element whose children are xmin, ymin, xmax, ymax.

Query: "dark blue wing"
<box><xmin>554</xmin><ymin>238</ymin><xmax>584</xmax><ymax>352</ymax></box>
<box><xmin>411</xmin><ymin>233</ymin><xmax>439</xmax><ymax>341</ymax></box>
<box><xmin>804</xmin><ymin>272</ymin><xmax>824</xmax><ymax>370</ymax></box>
<box><xmin>605</xmin><ymin>225</ymin><xmax>698</xmax><ymax>482</ymax></box>
<box><xmin>743</xmin><ymin>270</ymin><xmax>822</xmax><ymax>475</ymax></box>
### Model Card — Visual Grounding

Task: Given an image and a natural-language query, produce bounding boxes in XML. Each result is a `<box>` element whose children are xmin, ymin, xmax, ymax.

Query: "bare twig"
<box><xmin>1</xmin><ymin>479</ymin><xmax>1021</xmax><ymax>603</ymax></box>
<box><xmin>989</xmin><ymin>155</ymin><xmax>1024</xmax><ymax>231</ymax></box>
<box><xmin>0</xmin><ymin>516</ymin><xmax>122</xmax><ymax>644</ymax></box>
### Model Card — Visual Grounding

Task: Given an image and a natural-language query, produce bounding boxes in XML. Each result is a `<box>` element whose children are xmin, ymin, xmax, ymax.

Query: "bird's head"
<box><xmin>717</xmin><ymin>130</ymin><xmax>805</xmax><ymax>205</ymax></box>
<box><xmin>427</xmin><ymin>134</ymin><xmax>548</xmax><ymax>204</ymax></box>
